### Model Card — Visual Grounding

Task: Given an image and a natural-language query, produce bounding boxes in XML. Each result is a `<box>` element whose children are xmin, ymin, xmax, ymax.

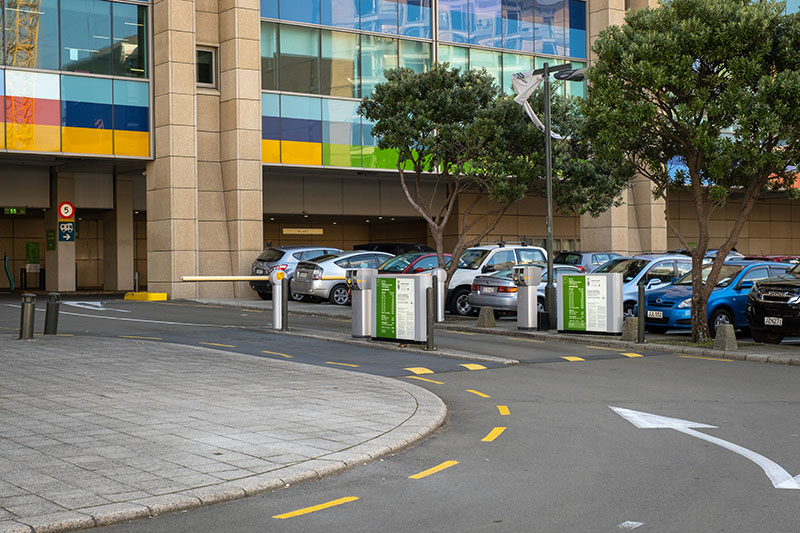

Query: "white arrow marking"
<box><xmin>610</xmin><ymin>406</ymin><xmax>800</xmax><ymax>490</ymax></box>
<box><xmin>63</xmin><ymin>302</ymin><xmax>130</xmax><ymax>313</ymax></box>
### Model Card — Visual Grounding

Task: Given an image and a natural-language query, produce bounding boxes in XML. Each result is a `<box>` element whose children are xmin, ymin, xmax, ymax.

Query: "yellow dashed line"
<box><xmin>56</xmin><ymin>333</ymin><xmax>75</xmax><ymax>337</ymax></box>
<box><xmin>273</xmin><ymin>497</ymin><xmax>359</xmax><ymax>519</ymax></box>
<box><xmin>562</xmin><ymin>356</ymin><xmax>585</xmax><ymax>362</ymax></box>
<box><xmin>621</xmin><ymin>352</ymin><xmax>644</xmax><ymax>358</ymax></box>
<box><xmin>158</xmin><ymin>302</ymin><xmax>223</xmax><ymax>309</ymax></box>
<box><xmin>449</xmin><ymin>330</ymin><xmax>476</xmax><ymax>336</ymax></box>
<box><xmin>460</xmin><ymin>363</ymin><xmax>487</xmax><ymax>371</ymax></box>
<box><xmin>506</xmin><ymin>336</ymin><xmax>545</xmax><ymax>343</ymax></box>
<box><xmin>405</xmin><ymin>376</ymin><xmax>444</xmax><ymax>385</ymax></box>
<box><xmin>482</xmin><ymin>427</ymin><xmax>507</xmax><ymax>442</ymax></box>
<box><xmin>240</xmin><ymin>308</ymin><xmax>263</xmax><ymax>313</ymax></box>
<box><xmin>409</xmin><ymin>461</ymin><xmax>459</xmax><ymax>480</ymax></box>
<box><xmin>119</xmin><ymin>335</ymin><xmax>162</xmax><ymax>340</ymax></box>
<box><xmin>680</xmin><ymin>355</ymin><xmax>733</xmax><ymax>362</ymax></box>
<box><xmin>586</xmin><ymin>345</ymin><xmax>619</xmax><ymax>351</ymax></box>
<box><xmin>326</xmin><ymin>361</ymin><xmax>359</xmax><ymax>368</ymax></box>
<box><xmin>466</xmin><ymin>389</ymin><xmax>491</xmax><ymax>398</ymax></box>
<box><xmin>327</xmin><ymin>317</ymin><xmax>351</xmax><ymax>323</ymax></box>
<box><xmin>405</xmin><ymin>367</ymin><xmax>434</xmax><ymax>375</ymax></box>
<box><xmin>497</xmin><ymin>405</ymin><xmax>510</xmax><ymax>416</ymax></box>
<box><xmin>262</xmin><ymin>350</ymin><xmax>293</xmax><ymax>359</ymax></box>
<box><xmin>200</xmin><ymin>342</ymin><xmax>235</xmax><ymax>348</ymax></box>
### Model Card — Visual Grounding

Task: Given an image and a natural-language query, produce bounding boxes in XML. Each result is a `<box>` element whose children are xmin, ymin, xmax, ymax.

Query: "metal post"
<box><xmin>44</xmin><ymin>292</ymin><xmax>61</xmax><ymax>335</ymax></box>
<box><xmin>543</xmin><ymin>62</ymin><xmax>556</xmax><ymax>331</ymax></box>
<box><xmin>20</xmin><ymin>268</ymin><xmax>27</xmax><ymax>290</ymax></box>
<box><xmin>39</xmin><ymin>268</ymin><xmax>46</xmax><ymax>290</ymax></box>
<box><xmin>425</xmin><ymin>287</ymin><xmax>435</xmax><ymax>351</ymax></box>
<box><xmin>432</xmin><ymin>274</ymin><xmax>439</xmax><ymax>323</ymax></box>
<box><xmin>281</xmin><ymin>277</ymin><xmax>289</xmax><ymax>331</ymax></box>
<box><xmin>637</xmin><ymin>284</ymin><xmax>645</xmax><ymax>344</ymax></box>
<box><xmin>19</xmin><ymin>293</ymin><xmax>36</xmax><ymax>340</ymax></box>
<box><xmin>134</xmin><ymin>271</ymin><xmax>139</xmax><ymax>293</ymax></box>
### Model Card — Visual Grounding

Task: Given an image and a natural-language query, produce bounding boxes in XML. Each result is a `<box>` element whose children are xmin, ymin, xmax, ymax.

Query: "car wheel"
<box><xmin>537</xmin><ymin>298</ymin><xmax>545</xmax><ymax>313</ymax></box>
<box><xmin>257</xmin><ymin>291</ymin><xmax>271</xmax><ymax>301</ymax></box>
<box><xmin>645</xmin><ymin>325</ymin><xmax>668</xmax><ymax>334</ymax></box>
<box><xmin>288</xmin><ymin>282</ymin><xmax>305</xmax><ymax>302</ymax></box>
<box><xmin>623</xmin><ymin>302</ymin><xmax>636</xmax><ymax>318</ymax></box>
<box><xmin>329</xmin><ymin>284</ymin><xmax>350</xmax><ymax>306</ymax></box>
<box><xmin>709</xmin><ymin>308</ymin><xmax>733</xmax><ymax>338</ymax></box>
<box><xmin>751</xmin><ymin>328</ymin><xmax>784</xmax><ymax>344</ymax></box>
<box><xmin>449</xmin><ymin>288</ymin><xmax>473</xmax><ymax>316</ymax></box>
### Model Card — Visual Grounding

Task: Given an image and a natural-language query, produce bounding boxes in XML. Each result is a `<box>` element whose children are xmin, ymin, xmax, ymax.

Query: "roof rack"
<box><xmin>477</xmin><ymin>238</ymin><xmax>534</xmax><ymax>247</ymax></box>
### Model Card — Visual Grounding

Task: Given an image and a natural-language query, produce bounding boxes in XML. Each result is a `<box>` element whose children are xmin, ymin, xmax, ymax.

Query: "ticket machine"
<box><xmin>269</xmin><ymin>270</ymin><xmax>286</xmax><ymax>330</ymax></box>
<box><xmin>513</xmin><ymin>265</ymin><xmax>542</xmax><ymax>331</ymax></box>
<box><xmin>347</xmin><ymin>268</ymin><xmax>377</xmax><ymax>338</ymax></box>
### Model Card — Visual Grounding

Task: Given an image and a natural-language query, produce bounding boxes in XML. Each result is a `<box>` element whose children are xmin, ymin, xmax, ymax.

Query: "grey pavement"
<box><xmin>0</xmin><ymin>335</ymin><xmax>446</xmax><ymax>533</ymax></box>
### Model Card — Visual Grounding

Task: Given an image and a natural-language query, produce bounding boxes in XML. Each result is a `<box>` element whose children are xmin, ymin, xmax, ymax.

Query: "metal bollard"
<box><xmin>44</xmin><ymin>292</ymin><xmax>61</xmax><ymax>335</ymax></box>
<box><xmin>637</xmin><ymin>284</ymin><xmax>645</xmax><ymax>344</ymax></box>
<box><xmin>19</xmin><ymin>293</ymin><xmax>36</xmax><ymax>340</ymax></box>
<box><xmin>281</xmin><ymin>277</ymin><xmax>289</xmax><ymax>331</ymax></box>
<box><xmin>425</xmin><ymin>287</ymin><xmax>435</xmax><ymax>351</ymax></box>
<box><xmin>432</xmin><ymin>274</ymin><xmax>439</xmax><ymax>324</ymax></box>
<box><xmin>134</xmin><ymin>271</ymin><xmax>139</xmax><ymax>293</ymax></box>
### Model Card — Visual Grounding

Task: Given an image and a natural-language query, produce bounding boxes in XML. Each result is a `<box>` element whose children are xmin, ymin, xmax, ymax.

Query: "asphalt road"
<box><xmin>2</xmin><ymin>296</ymin><xmax>798</xmax><ymax>531</ymax></box>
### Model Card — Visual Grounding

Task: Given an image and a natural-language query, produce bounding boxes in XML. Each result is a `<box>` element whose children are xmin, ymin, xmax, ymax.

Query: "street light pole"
<box><xmin>543</xmin><ymin>62</ymin><xmax>556</xmax><ymax>330</ymax></box>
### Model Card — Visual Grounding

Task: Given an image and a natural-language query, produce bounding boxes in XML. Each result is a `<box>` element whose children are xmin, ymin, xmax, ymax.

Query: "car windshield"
<box><xmin>379</xmin><ymin>253</ymin><xmax>424</xmax><ymax>272</ymax></box>
<box><xmin>554</xmin><ymin>252</ymin><xmax>582</xmax><ymax>265</ymax></box>
<box><xmin>307</xmin><ymin>253</ymin><xmax>341</xmax><ymax>264</ymax></box>
<box><xmin>789</xmin><ymin>263</ymin><xmax>800</xmax><ymax>275</ymax></box>
<box><xmin>459</xmin><ymin>249</ymin><xmax>490</xmax><ymax>269</ymax></box>
<box><xmin>674</xmin><ymin>264</ymin><xmax>744</xmax><ymax>287</ymax></box>
<box><xmin>257</xmin><ymin>248</ymin><xmax>284</xmax><ymax>262</ymax></box>
<box><xmin>490</xmin><ymin>269</ymin><xmax>514</xmax><ymax>279</ymax></box>
<box><xmin>593</xmin><ymin>258</ymin><xmax>649</xmax><ymax>282</ymax></box>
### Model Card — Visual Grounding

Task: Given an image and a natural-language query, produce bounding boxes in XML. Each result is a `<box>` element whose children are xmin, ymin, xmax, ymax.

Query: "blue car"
<box><xmin>643</xmin><ymin>261</ymin><xmax>791</xmax><ymax>336</ymax></box>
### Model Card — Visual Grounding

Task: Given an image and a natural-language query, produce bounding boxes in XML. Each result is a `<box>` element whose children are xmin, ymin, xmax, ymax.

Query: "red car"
<box><xmin>378</xmin><ymin>252</ymin><xmax>452</xmax><ymax>274</ymax></box>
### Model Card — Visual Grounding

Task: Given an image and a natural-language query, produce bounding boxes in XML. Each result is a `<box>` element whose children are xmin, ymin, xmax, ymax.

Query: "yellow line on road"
<box><xmin>562</xmin><ymin>356</ymin><xmax>585</xmax><ymax>362</ymax></box>
<box><xmin>449</xmin><ymin>330</ymin><xmax>476</xmax><ymax>336</ymax></box>
<box><xmin>680</xmin><ymin>355</ymin><xmax>733</xmax><ymax>362</ymax></box>
<box><xmin>460</xmin><ymin>363</ymin><xmax>487</xmax><ymax>370</ymax></box>
<box><xmin>482</xmin><ymin>427</ymin><xmax>507</xmax><ymax>442</ymax></box>
<box><xmin>466</xmin><ymin>389</ymin><xmax>491</xmax><ymax>398</ymax></box>
<box><xmin>158</xmin><ymin>302</ymin><xmax>223</xmax><ymax>309</ymax></box>
<box><xmin>262</xmin><ymin>350</ymin><xmax>293</xmax><ymax>359</ymax></box>
<box><xmin>409</xmin><ymin>461</ymin><xmax>459</xmax><ymax>480</ymax></box>
<box><xmin>119</xmin><ymin>335</ymin><xmax>162</xmax><ymax>340</ymax></box>
<box><xmin>327</xmin><ymin>317</ymin><xmax>351</xmax><ymax>323</ymax></box>
<box><xmin>405</xmin><ymin>376</ymin><xmax>444</xmax><ymax>384</ymax></box>
<box><xmin>240</xmin><ymin>308</ymin><xmax>263</xmax><ymax>313</ymax></box>
<box><xmin>506</xmin><ymin>336</ymin><xmax>544</xmax><ymax>343</ymax></box>
<box><xmin>273</xmin><ymin>496</ymin><xmax>359</xmax><ymax>519</ymax></box>
<box><xmin>405</xmin><ymin>367</ymin><xmax>434</xmax><ymax>375</ymax></box>
<box><xmin>326</xmin><ymin>361</ymin><xmax>359</xmax><ymax>368</ymax></box>
<box><xmin>586</xmin><ymin>345</ymin><xmax>619</xmax><ymax>351</ymax></box>
<box><xmin>621</xmin><ymin>352</ymin><xmax>644</xmax><ymax>358</ymax></box>
<box><xmin>497</xmin><ymin>405</ymin><xmax>510</xmax><ymax>415</ymax></box>
<box><xmin>56</xmin><ymin>333</ymin><xmax>75</xmax><ymax>337</ymax></box>
<box><xmin>200</xmin><ymin>342</ymin><xmax>235</xmax><ymax>348</ymax></box>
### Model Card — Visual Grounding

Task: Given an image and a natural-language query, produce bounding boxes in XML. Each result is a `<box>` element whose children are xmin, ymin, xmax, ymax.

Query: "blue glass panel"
<box><xmin>361</xmin><ymin>0</ymin><xmax>398</xmax><ymax>34</ymax></box>
<box><xmin>62</xmin><ymin>75</ymin><xmax>113</xmax><ymax>105</ymax></box>
<box><xmin>470</xmin><ymin>0</ymin><xmax>502</xmax><ymax>48</ymax></box>
<box><xmin>501</xmin><ymin>52</ymin><xmax>532</xmax><ymax>95</ymax></box>
<box><xmin>322</xmin><ymin>99</ymin><xmax>361</xmax><ymax>146</ymax></box>
<box><xmin>567</xmin><ymin>0</ymin><xmax>586</xmax><ymax>59</ymax></box>
<box><xmin>361</xmin><ymin>118</ymin><xmax>378</xmax><ymax>147</ymax></box>
<box><xmin>399</xmin><ymin>40</ymin><xmax>432</xmax><ymax>74</ymax></box>
<box><xmin>502</xmin><ymin>0</ymin><xmax>533</xmax><ymax>52</ymax></box>
<box><xmin>280</xmin><ymin>94</ymin><xmax>322</xmax><ymax>143</ymax></box>
<box><xmin>321</xmin><ymin>0</ymin><xmax>359</xmax><ymax>29</ymax></box>
<box><xmin>469</xmin><ymin>48</ymin><xmax>501</xmax><ymax>87</ymax></box>
<box><xmin>61</xmin><ymin>0</ymin><xmax>112</xmax><ymax>74</ymax></box>
<box><xmin>534</xmin><ymin>0</ymin><xmax>565</xmax><ymax>56</ymax></box>
<box><xmin>438</xmin><ymin>45</ymin><xmax>468</xmax><ymax>72</ymax></box>
<box><xmin>438</xmin><ymin>0</ymin><xmax>470</xmax><ymax>43</ymax></box>
<box><xmin>261</xmin><ymin>0</ymin><xmax>279</xmax><ymax>18</ymax></box>
<box><xmin>399</xmin><ymin>0</ymin><xmax>431</xmax><ymax>38</ymax></box>
<box><xmin>279</xmin><ymin>0</ymin><xmax>320</xmax><ymax>24</ymax></box>
<box><xmin>262</xmin><ymin>93</ymin><xmax>280</xmax><ymax>140</ymax></box>
<box><xmin>361</xmin><ymin>35</ymin><xmax>397</xmax><ymax>96</ymax></box>
<box><xmin>5</xmin><ymin>0</ymin><xmax>60</xmax><ymax>70</ymax></box>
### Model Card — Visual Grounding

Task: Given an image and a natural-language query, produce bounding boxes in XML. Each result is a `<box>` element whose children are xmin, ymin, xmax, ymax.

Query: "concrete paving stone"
<box><xmin>210</xmin><ymin>469</ymin><xmax>264</xmax><ymax>482</ymax></box>
<box><xmin>80</xmin><ymin>503</ymin><xmax>150</xmax><ymax>527</ymax></box>
<box><xmin>45</xmin><ymin>491</ymin><xmax>111</xmax><ymax>509</ymax></box>
<box><xmin>163</xmin><ymin>473</ymin><xmax>222</xmax><ymax>486</ymax></box>
<box><xmin>1</xmin><ymin>500</ymin><xmax>67</xmax><ymax>520</ymax></box>
<box><xmin>0</xmin><ymin>509</ymin><xmax>15</xmax><ymax>520</ymax></box>
<box><xmin>0</xmin><ymin>482</ymin><xmax>27</xmax><ymax>498</ymax></box>
<box><xmin>100</xmin><ymin>491</ymin><xmax>152</xmax><ymax>503</ymax></box>
<box><xmin>18</xmin><ymin>511</ymin><xmax>95</xmax><ymax>533</ymax></box>
<box><xmin>181</xmin><ymin>485</ymin><xmax>246</xmax><ymax>506</ymax></box>
<box><xmin>0</xmin><ymin>521</ymin><xmax>32</xmax><ymax>533</ymax></box>
<box><xmin>131</xmin><ymin>494</ymin><xmax>202</xmax><ymax>517</ymax></box>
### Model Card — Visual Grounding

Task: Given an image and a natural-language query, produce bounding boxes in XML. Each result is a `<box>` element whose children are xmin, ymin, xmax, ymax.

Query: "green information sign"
<box><xmin>46</xmin><ymin>230</ymin><xmax>57</xmax><ymax>251</ymax></box>
<box><xmin>376</xmin><ymin>277</ymin><xmax>396</xmax><ymax>339</ymax></box>
<box><xmin>25</xmin><ymin>242</ymin><xmax>40</xmax><ymax>265</ymax></box>
<box><xmin>563</xmin><ymin>275</ymin><xmax>586</xmax><ymax>331</ymax></box>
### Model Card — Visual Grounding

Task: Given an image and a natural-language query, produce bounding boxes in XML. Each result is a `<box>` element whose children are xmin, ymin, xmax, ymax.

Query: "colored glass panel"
<box><xmin>502</xmin><ymin>0</ymin><xmax>533</xmax><ymax>52</ymax></box>
<box><xmin>502</xmin><ymin>52</ymin><xmax>532</xmax><ymax>95</ymax></box>
<box><xmin>279</xmin><ymin>25</ymin><xmax>320</xmax><ymax>94</ymax></box>
<box><xmin>361</xmin><ymin>118</ymin><xmax>397</xmax><ymax>169</ymax></box>
<box><xmin>565</xmin><ymin>60</ymin><xmax>585</xmax><ymax>98</ymax></box>
<box><xmin>438</xmin><ymin>44</ymin><xmax>468</xmax><ymax>72</ymax></box>
<box><xmin>261</xmin><ymin>0</ymin><xmax>279</xmax><ymax>19</ymax></box>
<box><xmin>399</xmin><ymin>0</ymin><xmax>432</xmax><ymax>38</ymax></box>
<box><xmin>280</xmin><ymin>94</ymin><xmax>321</xmax><ymax>165</ymax></box>
<box><xmin>438</xmin><ymin>0</ymin><xmax>469</xmax><ymax>43</ymax></box>
<box><xmin>322</xmin><ymin>99</ymin><xmax>361</xmax><ymax>167</ymax></box>
<box><xmin>361</xmin><ymin>35</ymin><xmax>397</xmax><ymax>97</ymax></box>
<box><xmin>113</xmin><ymin>79</ymin><xmax>149</xmax><ymax>157</ymax></box>
<box><xmin>0</xmin><ymin>70</ymin><xmax>4</xmax><ymax>149</ymax></box>
<box><xmin>469</xmin><ymin>48</ymin><xmax>501</xmax><ymax>87</ymax></box>
<box><xmin>5</xmin><ymin>70</ymin><xmax>60</xmax><ymax>152</ymax></box>
<box><xmin>535</xmin><ymin>0</ymin><xmax>565</xmax><ymax>56</ymax></box>
<box><xmin>279</xmin><ymin>0</ymin><xmax>320</xmax><ymax>24</ymax></box>
<box><xmin>61</xmin><ymin>75</ymin><xmax>113</xmax><ymax>155</ymax></box>
<box><xmin>262</xmin><ymin>93</ymin><xmax>280</xmax><ymax>163</ymax></box>
<box><xmin>567</xmin><ymin>0</ymin><xmax>586</xmax><ymax>59</ymax></box>
<box><xmin>61</xmin><ymin>0</ymin><xmax>112</xmax><ymax>75</ymax></box>
<box><xmin>399</xmin><ymin>40</ymin><xmax>431</xmax><ymax>74</ymax></box>
<box><xmin>112</xmin><ymin>2</ymin><xmax>148</xmax><ymax>78</ymax></box>
<box><xmin>321</xmin><ymin>0</ymin><xmax>359</xmax><ymax>29</ymax></box>
<box><xmin>361</xmin><ymin>0</ymin><xmax>398</xmax><ymax>34</ymax></box>
<box><xmin>5</xmin><ymin>0</ymin><xmax>60</xmax><ymax>70</ymax></box>
<box><xmin>470</xmin><ymin>0</ymin><xmax>502</xmax><ymax>48</ymax></box>
<box><xmin>261</xmin><ymin>22</ymin><xmax>278</xmax><ymax>91</ymax></box>
<box><xmin>321</xmin><ymin>30</ymin><xmax>359</xmax><ymax>98</ymax></box>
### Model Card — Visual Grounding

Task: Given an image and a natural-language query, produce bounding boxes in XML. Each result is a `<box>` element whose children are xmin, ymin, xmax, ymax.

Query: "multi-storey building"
<box><xmin>1</xmin><ymin>0</ymin><xmax>798</xmax><ymax>297</ymax></box>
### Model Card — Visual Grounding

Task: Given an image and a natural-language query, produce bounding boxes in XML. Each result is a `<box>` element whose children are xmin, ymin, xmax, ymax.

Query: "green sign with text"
<box><xmin>563</xmin><ymin>275</ymin><xmax>586</xmax><ymax>331</ymax></box>
<box><xmin>376</xmin><ymin>277</ymin><xmax>396</xmax><ymax>339</ymax></box>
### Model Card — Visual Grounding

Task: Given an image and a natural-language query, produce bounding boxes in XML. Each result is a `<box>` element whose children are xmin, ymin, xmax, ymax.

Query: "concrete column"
<box><xmin>103</xmin><ymin>177</ymin><xmax>135</xmax><ymax>291</ymax></box>
<box><xmin>146</xmin><ymin>0</ymin><xmax>199</xmax><ymax>298</ymax></box>
<box><xmin>45</xmin><ymin>173</ymin><xmax>76</xmax><ymax>292</ymax></box>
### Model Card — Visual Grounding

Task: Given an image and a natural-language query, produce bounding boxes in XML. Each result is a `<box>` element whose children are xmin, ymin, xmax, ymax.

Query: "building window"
<box><xmin>197</xmin><ymin>48</ymin><xmax>216</xmax><ymax>87</ymax></box>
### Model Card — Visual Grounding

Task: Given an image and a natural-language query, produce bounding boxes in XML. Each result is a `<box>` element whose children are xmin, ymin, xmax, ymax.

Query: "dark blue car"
<box><xmin>643</xmin><ymin>261</ymin><xmax>791</xmax><ymax>336</ymax></box>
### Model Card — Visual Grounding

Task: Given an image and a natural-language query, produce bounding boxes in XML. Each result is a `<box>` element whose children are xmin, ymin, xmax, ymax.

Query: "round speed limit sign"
<box><xmin>58</xmin><ymin>201</ymin><xmax>75</xmax><ymax>220</ymax></box>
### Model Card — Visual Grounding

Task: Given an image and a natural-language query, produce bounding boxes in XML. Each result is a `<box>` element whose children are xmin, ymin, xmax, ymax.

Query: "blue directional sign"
<box><xmin>58</xmin><ymin>221</ymin><xmax>75</xmax><ymax>242</ymax></box>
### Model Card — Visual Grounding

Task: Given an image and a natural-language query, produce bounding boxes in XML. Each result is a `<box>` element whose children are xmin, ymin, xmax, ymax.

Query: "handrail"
<box><xmin>181</xmin><ymin>275</ymin><xmax>269</xmax><ymax>282</ymax></box>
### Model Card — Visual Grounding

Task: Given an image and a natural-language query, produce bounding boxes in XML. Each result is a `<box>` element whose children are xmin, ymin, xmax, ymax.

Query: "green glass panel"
<box><xmin>399</xmin><ymin>39</ymin><xmax>431</xmax><ymax>74</ymax></box>
<box><xmin>502</xmin><ymin>53</ymin><xmax>533</xmax><ymax>95</ymax></box>
<box><xmin>469</xmin><ymin>48</ymin><xmax>501</xmax><ymax>87</ymax></box>
<box><xmin>438</xmin><ymin>44</ymin><xmax>468</xmax><ymax>71</ymax></box>
<box><xmin>323</xmin><ymin>143</ymin><xmax>363</xmax><ymax>167</ymax></box>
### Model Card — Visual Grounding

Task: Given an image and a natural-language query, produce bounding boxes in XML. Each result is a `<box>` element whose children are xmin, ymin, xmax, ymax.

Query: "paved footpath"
<box><xmin>0</xmin><ymin>335</ymin><xmax>446</xmax><ymax>533</ymax></box>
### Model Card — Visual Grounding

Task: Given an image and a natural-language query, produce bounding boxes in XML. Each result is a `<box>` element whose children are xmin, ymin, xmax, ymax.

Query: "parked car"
<box><xmin>292</xmin><ymin>251</ymin><xmax>394</xmax><ymax>305</ymax></box>
<box><xmin>746</xmin><ymin>262</ymin><xmax>800</xmax><ymax>344</ymax></box>
<box><xmin>447</xmin><ymin>244</ymin><xmax>548</xmax><ymax>316</ymax></box>
<box><xmin>250</xmin><ymin>245</ymin><xmax>342</xmax><ymax>301</ymax></box>
<box><xmin>592</xmin><ymin>254</ymin><xmax>693</xmax><ymax>316</ymax></box>
<box><xmin>354</xmin><ymin>242</ymin><xmax>434</xmax><ymax>255</ymax></box>
<box><xmin>644</xmin><ymin>261</ymin><xmax>790</xmax><ymax>336</ymax></box>
<box><xmin>742</xmin><ymin>255</ymin><xmax>800</xmax><ymax>264</ymax></box>
<box><xmin>554</xmin><ymin>251</ymin><xmax>623</xmax><ymax>272</ymax></box>
<box><xmin>468</xmin><ymin>264</ymin><xmax>583</xmax><ymax>313</ymax></box>
<box><xmin>378</xmin><ymin>252</ymin><xmax>452</xmax><ymax>274</ymax></box>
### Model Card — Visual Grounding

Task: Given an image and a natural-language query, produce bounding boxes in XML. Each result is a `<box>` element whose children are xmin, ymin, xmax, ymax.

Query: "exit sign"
<box><xmin>3</xmin><ymin>208</ymin><xmax>26</xmax><ymax>215</ymax></box>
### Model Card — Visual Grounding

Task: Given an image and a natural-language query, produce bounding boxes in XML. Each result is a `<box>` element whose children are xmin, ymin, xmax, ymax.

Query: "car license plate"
<box><xmin>296</xmin><ymin>271</ymin><xmax>307</xmax><ymax>279</ymax></box>
<box><xmin>481</xmin><ymin>286</ymin><xmax>496</xmax><ymax>294</ymax></box>
<box><xmin>764</xmin><ymin>317</ymin><xmax>783</xmax><ymax>326</ymax></box>
<box><xmin>647</xmin><ymin>310</ymin><xmax>663</xmax><ymax>319</ymax></box>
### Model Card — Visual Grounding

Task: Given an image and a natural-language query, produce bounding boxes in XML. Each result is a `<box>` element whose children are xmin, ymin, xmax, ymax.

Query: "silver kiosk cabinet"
<box><xmin>513</xmin><ymin>265</ymin><xmax>542</xmax><ymax>331</ymax></box>
<box><xmin>347</xmin><ymin>268</ymin><xmax>377</xmax><ymax>338</ymax></box>
<box><xmin>269</xmin><ymin>270</ymin><xmax>286</xmax><ymax>330</ymax></box>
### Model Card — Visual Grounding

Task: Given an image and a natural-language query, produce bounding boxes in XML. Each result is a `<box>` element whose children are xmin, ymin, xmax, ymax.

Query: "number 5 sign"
<box><xmin>58</xmin><ymin>201</ymin><xmax>75</xmax><ymax>220</ymax></box>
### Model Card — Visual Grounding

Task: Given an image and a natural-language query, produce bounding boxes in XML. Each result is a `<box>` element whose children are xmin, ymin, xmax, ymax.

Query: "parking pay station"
<box><xmin>373</xmin><ymin>274</ymin><xmax>432</xmax><ymax>343</ymax></box>
<box><xmin>347</xmin><ymin>268</ymin><xmax>377</xmax><ymax>338</ymax></box>
<box><xmin>269</xmin><ymin>270</ymin><xmax>286</xmax><ymax>330</ymax></box>
<box><xmin>557</xmin><ymin>272</ymin><xmax>624</xmax><ymax>334</ymax></box>
<box><xmin>431</xmin><ymin>268</ymin><xmax>446</xmax><ymax>322</ymax></box>
<box><xmin>513</xmin><ymin>265</ymin><xmax>542</xmax><ymax>330</ymax></box>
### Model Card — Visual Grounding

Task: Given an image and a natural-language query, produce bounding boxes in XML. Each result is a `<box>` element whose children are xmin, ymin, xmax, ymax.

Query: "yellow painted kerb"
<box><xmin>124</xmin><ymin>292</ymin><xmax>167</xmax><ymax>301</ymax></box>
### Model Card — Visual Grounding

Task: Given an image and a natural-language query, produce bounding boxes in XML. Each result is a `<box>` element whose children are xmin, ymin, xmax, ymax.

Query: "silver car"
<box><xmin>250</xmin><ymin>245</ymin><xmax>342</xmax><ymax>301</ymax></box>
<box><xmin>468</xmin><ymin>264</ymin><xmax>582</xmax><ymax>313</ymax></box>
<box><xmin>292</xmin><ymin>251</ymin><xmax>394</xmax><ymax>305</ymax></box>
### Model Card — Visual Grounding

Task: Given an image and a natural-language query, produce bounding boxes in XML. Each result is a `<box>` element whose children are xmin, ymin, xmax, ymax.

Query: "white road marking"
<box><xmin>618</xmin><ymin>521</ymin><xmax>645</xmax><ymax>530</ymax></box>
<box><xmin>63</xmin><ymin>301</ymin><xmax>131</xmax><ymax>313</ymax></box>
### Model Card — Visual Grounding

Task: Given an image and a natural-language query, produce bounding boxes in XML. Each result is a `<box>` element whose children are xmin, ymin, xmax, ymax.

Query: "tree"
<box><xmin>582</xmin><ymin>0</ymin><xmax>800</xmax><ymax>342</ymax></box>
<box><xmin>359</xmin><ymin>63</ymin><xmax>631</xmax><ymax>285</ymax></box>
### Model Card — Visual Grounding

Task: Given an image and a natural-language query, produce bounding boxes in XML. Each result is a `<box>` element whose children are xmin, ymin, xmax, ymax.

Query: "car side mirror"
<box><xmin>413</xmin><ymin>267</ymin><xmax>426</xmax><ymax>273</ymax></box>
<box><xmin>739</xmin><ymin>280</ymin><xmax>754</xmax><ymax>289</ymax></box>
<box><xmin>482</xmin><ymin>265</ymin><xmax>495</xmax><ymax>273</ymax></box>
<box><xmin>646</xmin><ymin>279</ymin><xmax>662</xmax><ymax>289</ymax></box>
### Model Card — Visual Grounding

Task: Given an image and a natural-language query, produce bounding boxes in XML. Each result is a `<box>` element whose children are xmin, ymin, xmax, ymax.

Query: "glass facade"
<box><xmin>0</xmin><ymin>0</ymin><xmax>150</xmax><ymax>158</ymax></box>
